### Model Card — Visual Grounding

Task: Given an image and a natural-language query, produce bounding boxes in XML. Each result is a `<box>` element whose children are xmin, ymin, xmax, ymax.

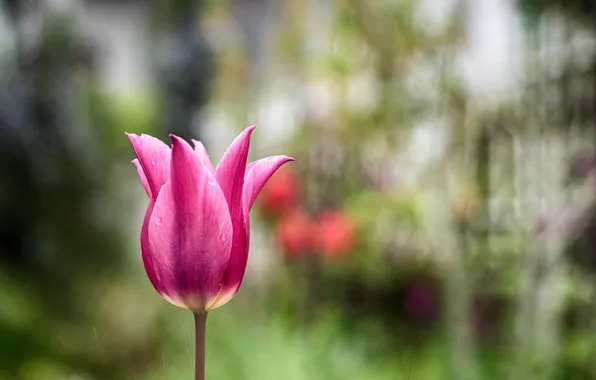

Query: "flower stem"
<box><xmin>194</xmin><ymin>312</ymin><xmax>207</xmax><ymax>380</ymax></box>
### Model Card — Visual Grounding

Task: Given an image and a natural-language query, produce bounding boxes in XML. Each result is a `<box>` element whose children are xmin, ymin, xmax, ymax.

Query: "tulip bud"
<box><xmin>126</xmin><ymin>126</ymin><xmax>294</xmax><ymax>312</ymax></box>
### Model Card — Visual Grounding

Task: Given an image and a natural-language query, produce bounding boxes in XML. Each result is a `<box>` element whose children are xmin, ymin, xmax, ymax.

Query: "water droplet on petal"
<box><xmin>221</xmin><ymin>234</ymin><xmax>227</xmax><ymax>242</ymax></box>
<box><xmin>151</xmin><ymin>160</ymin><xmax>157</xmax><ymax>166</ymax></box>
<box><xmin>155</xmin><ymin>217</ymin><xmax>163</xmax><ymax>226</ymax></box>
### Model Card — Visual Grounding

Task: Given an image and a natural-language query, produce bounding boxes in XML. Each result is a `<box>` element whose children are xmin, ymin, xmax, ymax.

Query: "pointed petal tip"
<box><xmin>125</xmin><ymin>132</ymin><xmax>140</xmax><ymax>145</ymax></box>
<box><xmin>241</xmin><ymin>125</ymin><xmax>257</xmax><ymax>139</ymax></box>
<box><xmin>191</xmin><ymin>139</ymin><xmax>208</xmax><ymax>151</ymax></box>
<box><xmin>242</xmin><ymin>155</ymin><xmax>298</xmax><ymax>212</ymax></box>
<box><xmin>234</xmin><ymin>125</ymin><xmax>257</xmax><ymax>142</ymax></box>
<box><xmin>169</xmin><ymin>134</ymin><xmax>189</xmax><ymax>147</ymax></box>
<box><xmin>270</xmin><ymin>155</ymin><xmax>296</xmax><ymax>166</ymax></box>
<box><xmin>192</xmin><ymin>139</ymin><xmax>215</xmax><ymax>173</ymax></box>
<box><xmin>170</xmin><ymin>135</ymin><xmax>197</xmax><ymax>166</ymax></box>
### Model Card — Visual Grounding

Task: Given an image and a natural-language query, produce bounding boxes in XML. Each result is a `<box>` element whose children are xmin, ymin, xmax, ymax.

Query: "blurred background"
<box><xmin>0</xmin><ymin>0</ymin><xmax>595</xmax><ymax>379</ymax></box>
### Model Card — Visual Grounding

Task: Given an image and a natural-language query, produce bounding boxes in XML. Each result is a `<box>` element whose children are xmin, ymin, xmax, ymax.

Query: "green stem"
<box><xmin>194</xmin><ymin>312</ymin><xmax>207</xmax><ymax>380</ymax></box>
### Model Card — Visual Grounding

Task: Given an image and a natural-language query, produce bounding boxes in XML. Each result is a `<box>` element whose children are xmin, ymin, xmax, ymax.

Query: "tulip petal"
<box><xmin>192</xmin><ymin>139</ymin><xmax>215</xmax><ymax>174</ymax></box>
<box><xmin>131</xmin><ymin>159</ymin><xmax>151</xmax><ymax>198</ymax></box>
<box><xmin>140</xmin><ymin>200</ymin><xmax>162</xmax><ymax>294</ymax></box>
<box><xmin>214</xmin><ymin>126</ymin><xmax>255</xmax><ymax>296</ymax></box>
<box><xmin>126</xmin><ymin>133</ymin><xmax>171</xmax><ymax>200</ymax></box>
<box><xmin>243</xmin><ymin>155</ymin><xmax>295</xmax><ymax>211</ymax></box>
<box><xmin>147</xmin><ymin>135</ymin><xmax>233</xmax><ymax>311</ymax></box>
<box><xmin>132</xmin><ymin>152</ymin><xmax>165</xmax><ymax>296</ymax></box>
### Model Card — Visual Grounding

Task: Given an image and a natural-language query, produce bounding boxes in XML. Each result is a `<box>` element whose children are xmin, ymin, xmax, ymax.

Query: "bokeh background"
<box><xmin>1</xmin><ymin>0</ymin><xmax>595</xmax><ymax>379</ymax></box>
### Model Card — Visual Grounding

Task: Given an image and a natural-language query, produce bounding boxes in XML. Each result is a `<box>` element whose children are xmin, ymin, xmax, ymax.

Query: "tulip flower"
<box><xmin>126</xmin><ymin>126</ymin><xmax>293</xmax><ymax>380</ymax></box>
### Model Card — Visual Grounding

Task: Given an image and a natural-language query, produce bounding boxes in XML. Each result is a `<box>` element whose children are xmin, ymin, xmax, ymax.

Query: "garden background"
<box><xmin>1</xmin><ymin>0</ymin><xmax>596</xmax><ymax>379</ymax></box>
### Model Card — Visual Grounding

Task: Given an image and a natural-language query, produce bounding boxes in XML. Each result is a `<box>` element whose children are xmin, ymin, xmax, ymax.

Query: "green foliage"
<box><xmin>144</xmin><ymin>307</ymin><xmax>448</xmax><ymax>380</ymax></box>
<box><xmin>345</xmin><ymin>189</ymin><xmax>424</xmax><ymax>282</ymax></box>
<box><xmin>80</xmin><ymin>86</ymin><xmax>159</xmax><ymax>155</ymax></box>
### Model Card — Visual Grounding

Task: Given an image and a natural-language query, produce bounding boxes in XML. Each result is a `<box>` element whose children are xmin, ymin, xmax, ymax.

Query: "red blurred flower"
<box><xmin>315</xmin><ymin>211</ymin><xmax>357</xmax><ymax>259</ymax></box>
<box><xmin>275</xmin><ymin>208</ymin><xmax>313</xmax><ymax>258</ymax></box>
<box><xmin>258</xmin><ymin>165</ymin><xmax>300</xmax><ymax>217</ymax></box>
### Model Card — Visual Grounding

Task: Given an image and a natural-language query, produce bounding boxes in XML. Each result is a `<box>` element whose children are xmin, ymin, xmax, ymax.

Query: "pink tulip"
<box><xmin>126</xmin><ymin>126</ymin><xmax>294</xmax><ymax>313</ymax></box>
